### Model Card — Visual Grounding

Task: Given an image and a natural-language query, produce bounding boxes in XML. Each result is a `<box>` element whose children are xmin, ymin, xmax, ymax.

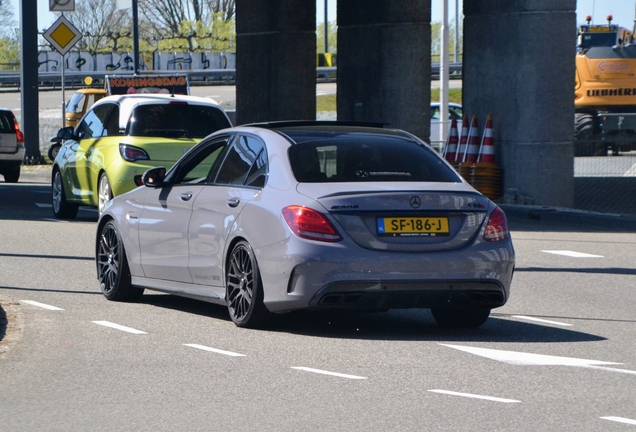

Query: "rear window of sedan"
<box><xmin>129</xmin><ymin>103</ymin><xmax>230</xmax><ymax>138</ymax></box>
<box><xmin>287</xmin><ymin>134</ymin><xmax>461</xmax><ymax>183</ymax></box>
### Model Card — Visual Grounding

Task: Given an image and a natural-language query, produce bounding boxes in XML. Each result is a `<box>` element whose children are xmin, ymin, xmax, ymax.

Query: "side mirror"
<box><xmin>56</xmin><ymin>126</ymin><xmax>76</xmax><ymax>141</ymax></box>
<box><xmin>142</xmin><ymin>167</ymin><xmax>167</xmax><ymax>188</ymax></box>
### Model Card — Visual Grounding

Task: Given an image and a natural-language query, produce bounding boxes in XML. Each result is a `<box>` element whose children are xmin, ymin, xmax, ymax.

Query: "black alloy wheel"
<box><xmin>97</xmin><ymin>220</ymin><xmax>143</xmax><ymax>301</ymax></box>
<box><xmin>226</xmin><ymin>241</ymin><xmax>270</xmax><ymax>328</ymax></box>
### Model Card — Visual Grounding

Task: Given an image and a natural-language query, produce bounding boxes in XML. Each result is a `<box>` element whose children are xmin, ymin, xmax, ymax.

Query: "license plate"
<box><xmin>377</xmin><ymin>217</ymin><xmax>449</xmax><ymax>236</ymax></box>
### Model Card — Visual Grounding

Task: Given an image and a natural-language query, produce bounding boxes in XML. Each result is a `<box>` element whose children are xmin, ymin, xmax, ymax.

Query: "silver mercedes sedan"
<box><xmin>96</xmin><ymin>122</ymin><xmax>515</xmax><ymax>329</ymax></box>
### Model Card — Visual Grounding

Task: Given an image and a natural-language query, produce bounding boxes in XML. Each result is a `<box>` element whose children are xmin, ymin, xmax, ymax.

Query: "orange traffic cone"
<box><xmin>443</xmin><ymin>116</ymin><xmax>459</xmax><ymax>162</ymax></box>
<box><xmin>455</xmin><ymin>116</ymin><xmax>470</xmax><ymax>163</ymax></box>
<box><xmin>477</xmin><ymin>115</ymin><xmax>496</xmax><ymax>164</ymax></box>
<box><xmin>462</xmin><ymin>115</ymin><xmax>480</xmax><ymax>163</ymax></box>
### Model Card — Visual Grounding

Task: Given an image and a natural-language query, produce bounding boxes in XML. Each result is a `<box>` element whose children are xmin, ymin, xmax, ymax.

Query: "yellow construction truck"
<box><xmin>575</xmin><ymin>15</ymin><xmax>636</xmax><ymax>156</ymax></box>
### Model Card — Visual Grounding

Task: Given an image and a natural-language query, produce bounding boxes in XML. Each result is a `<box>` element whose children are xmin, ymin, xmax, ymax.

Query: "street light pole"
<box><xmin>133</xmin><ymin>0</ymin><xmax>140</xmax><ymax>73</ymax></box>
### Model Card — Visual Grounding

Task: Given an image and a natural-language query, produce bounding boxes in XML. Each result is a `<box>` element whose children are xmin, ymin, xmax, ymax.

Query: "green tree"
<box><xmin>0</xmin><ymin>34</ymin><xmax>20</xmax><ymax>70</ymax></box>
<box><xmin>316</xmin><ymin>20</ymin><xmax>337</xmax><ymax>54</ymax></box>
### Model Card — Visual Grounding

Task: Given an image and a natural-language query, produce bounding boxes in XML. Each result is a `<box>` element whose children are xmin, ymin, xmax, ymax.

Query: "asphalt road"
<box><xmin>1</xmin><ymin>168</ymin><xmax>636</xmax><ymax>431</ymax></box>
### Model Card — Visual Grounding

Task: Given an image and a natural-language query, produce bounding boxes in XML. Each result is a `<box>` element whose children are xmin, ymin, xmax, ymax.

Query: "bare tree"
<box><xmin>57</xmin><ymin>0</ymin><xmax>131</xmax><ymax>53</ymax></box>
<box><xmin>0</xmin><ymin>0</ymin><xmax>16</xmax><ymax>38</ymax></box>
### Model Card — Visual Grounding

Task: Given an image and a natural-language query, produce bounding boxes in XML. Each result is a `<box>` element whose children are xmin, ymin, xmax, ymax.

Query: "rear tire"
<box><xmin>97</xmin><ymin>220</ymin><xmax>144</xmax><ymax>301</ymax></box>
<box><xmin>431</xmin><ymin>307</ymin><xmax>491</xmax><ymax>329</ymax></box>
<box><xmin>2</xmin><ymin>163</ymin><xmax>20</xmax><ymax>183</ymax></box>
<box><xmin>226</xmin><ymin>241</ymin><xmax>271</xmax><ymax>328</ymax></box>
<box><xmin>52</xmin><ymin>169</ymin><xmax>78</xmax><ymax>219</ymax></box>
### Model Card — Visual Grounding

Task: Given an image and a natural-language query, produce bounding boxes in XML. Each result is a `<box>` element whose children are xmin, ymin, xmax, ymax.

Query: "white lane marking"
<box><xmin>511</xmin><ymin>315</ymin><xmax>573</xmax><ymax>326</ymax></box>
<box><xmin>441</xmin><ymin>344</ymin><xmax>620</xmax><ymax>367</ymax></box>
<box><xmin>428</xmin><ymin>389</ymin><xmax>521</xmax><ymax>403</ymax></box>
<box><xmin>291</xmin><ymin>367</ymin><xmax>367</xmax><ymax>380</ymax></box>
<box><xmin>92</xmin><ymin>321</ymin><xmax>147</xmax><ymax>334</ymax></box>
<box><xmin>541</xmin><ymin>250</ymin><xmax>604</xmax><ymax>258</ymax></box>
<box><xmin>316</xmin><ymin>91</ymin><xmax>326</xmax><ymax>96</ymax></box>
<box><xmin>20</xmin><ymin>300</ymin><xmax>64</xmax><ymax>310</ymax></box>
<box><xmin>36</xmin><ymin>203</ymin><xmax>52</xmax><ymax>208</ymax></box>
<box><xmin>600</xmin><ymin>416</ymin><xmax>636</xmax><ymax>425</ymax></box>
<box><xmin>184</xmin><ymin>344</ymin><xmax>246</xmax><ymax>357</ymax></box>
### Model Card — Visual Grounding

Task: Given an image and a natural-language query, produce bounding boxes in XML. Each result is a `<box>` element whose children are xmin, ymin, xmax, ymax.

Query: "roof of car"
<box><xmin>239</xmin><ymin>121</ymin><xmax>421</xmax><ymax>143</ymax></box>
<box><xmin>94</xmin><ymin>93</ymin><xmax>223</xmax><ymax>109</ymax></box>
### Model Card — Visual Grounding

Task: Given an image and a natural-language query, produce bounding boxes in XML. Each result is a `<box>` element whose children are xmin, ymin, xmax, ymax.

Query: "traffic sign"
<box><xmin>50</xmin><ymin>0</ymin><xmax>75</xmax><ymax>12</ymax></box>
<box><xmin>43</xmin><ymin>16</ymin><xmax>82</xmax><ymax>56</ymax></box>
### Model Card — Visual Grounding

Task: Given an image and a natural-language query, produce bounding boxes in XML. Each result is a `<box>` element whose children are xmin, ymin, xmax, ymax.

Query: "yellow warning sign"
<box><xmin>43</xmin><ymin>16</ymin><xmax>82</xmax><ymax>56</ymax></box>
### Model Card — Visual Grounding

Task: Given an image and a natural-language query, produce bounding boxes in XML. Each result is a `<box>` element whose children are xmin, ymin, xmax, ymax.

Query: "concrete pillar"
<box><xmin>463</xmin><ymin>0</ymin><xmax>576</xmax><ymax>207</ymax></box>
<box><xmin>235</xmin><ymin>0</ymin><xmax>316</xmax><ymax>125</ymax></box>
<box><xmin>337</xmin><ymin>0</ymin><xmax>431</xmax><ymax>140</ymax></box>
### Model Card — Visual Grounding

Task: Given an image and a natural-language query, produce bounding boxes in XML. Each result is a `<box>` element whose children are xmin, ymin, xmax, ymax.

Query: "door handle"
<box><xmin>227</xmin><ymin>198</ymin><xmax>240</xmax><ymax>208</ymax></box>
<box><xmin>180</xmin><ymin>193</ymin><xmax>193</xmax><ymax>201</ymax></box>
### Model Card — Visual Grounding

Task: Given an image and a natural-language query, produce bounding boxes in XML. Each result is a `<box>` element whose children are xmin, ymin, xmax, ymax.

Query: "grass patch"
<box><xmin>317</xmin><ymin>89</ymin><xmax>462</xmax><ymax>112</ymax></box>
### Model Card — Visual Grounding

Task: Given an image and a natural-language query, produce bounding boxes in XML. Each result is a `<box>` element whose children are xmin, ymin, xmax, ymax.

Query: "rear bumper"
<box><xmin>0</xmin><ymin>145</ymin><xmax>25</xmax><ymax>162</ymax></box>
<box><xmin>309</xmin><ymin>280</ymin><xmax>506</xmax><ymax>310</ymax></box>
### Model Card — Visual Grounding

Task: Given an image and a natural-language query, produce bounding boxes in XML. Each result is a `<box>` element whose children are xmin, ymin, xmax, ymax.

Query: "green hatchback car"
<box><xmin>51</xmin><ymin>93</ymin><xmax>232</xmax><ymax>218</ymax></box>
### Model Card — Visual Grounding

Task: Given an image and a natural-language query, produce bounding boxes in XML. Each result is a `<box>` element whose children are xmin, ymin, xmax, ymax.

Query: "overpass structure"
<box><xmin>19</xmin><ymin>0</ymin><xmax>575</xmax><ymax>208</ymax></box>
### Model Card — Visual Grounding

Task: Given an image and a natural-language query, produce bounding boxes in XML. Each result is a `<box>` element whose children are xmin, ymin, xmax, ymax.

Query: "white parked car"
<box><xmin>0</xmin><ymin>108</ymin><xmax>25</xmax><ymax>183</ymax></box>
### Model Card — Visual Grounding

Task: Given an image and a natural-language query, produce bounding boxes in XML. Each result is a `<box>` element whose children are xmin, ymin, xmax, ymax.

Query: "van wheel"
<box><xmin>52</xmin><ymin>169</ymin><xmax>78</xmax><ymax>219</ymax></box>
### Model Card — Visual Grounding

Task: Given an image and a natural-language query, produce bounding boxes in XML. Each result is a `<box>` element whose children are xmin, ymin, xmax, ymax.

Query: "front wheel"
<box><xmin>48</xmin><ymin>144</ymin><xmax>61</xmax><ymax>162</ymax></box>
<box><xmin>226</xmin><ymin>241</ymin><xmax>271</xmax><ymax>328</ymax></box>
<box><xmin>431</xmin><ymin>307</ymin><xmax>491</xmax><ymax>329</ymax></box>
<box><xmin>52</xmin><ymin>169</ymin><xmax>78</xmax><ymax>219</ymax></box>
<box><xmin>96</xmin><ymin>220</ymin><xmax>144</xmax><ymax>301</ymax></box>
<box><xmin>98</xmin><ymin>173</ymin><xmax>113</xmax><ymax>215</ymax></box>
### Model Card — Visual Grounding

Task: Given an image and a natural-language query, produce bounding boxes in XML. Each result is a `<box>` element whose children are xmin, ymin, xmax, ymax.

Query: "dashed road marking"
<box><xmin>184</xmin><ymin>344</ymin><xmax>245</xmax><ymax>357</ymax></box>
<box><xmin>291</xmin><ymin>367</ymin><xmax>367</xmax><ymax>380</ymax></box>
<box><xmin>541</xmin><ymin>250</ymin><xmax>604</xmax><ymax>258</ymax></box>
<box><xmin>20</xmin><ymin>300</ymin><xmax>64</xmax><ymax>310</ymax></box>
<box><xmin>92</xmin><ymin>321</ymin><xmax>147</xmax><ymax>334</ymax></box>
<box><xmin>600</xmin><ymin>416</ymin><xmax>636</xmax><ymax>426</ymax></box>
<box><xmin>511</xmin><ymin>315</ymin><xmax>572</xmax><ymax>326</ymax></box>
<box><xmin>428</xmin><ymin>389</ymin><xmax>521</xmax><ymax>403</ymax></box>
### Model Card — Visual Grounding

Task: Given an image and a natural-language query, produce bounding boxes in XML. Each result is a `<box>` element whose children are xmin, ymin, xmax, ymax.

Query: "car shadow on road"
<box><xmin>140</xmin><ymin>293</ymin><xmax>606</xmax><ymax>343</ymax></box>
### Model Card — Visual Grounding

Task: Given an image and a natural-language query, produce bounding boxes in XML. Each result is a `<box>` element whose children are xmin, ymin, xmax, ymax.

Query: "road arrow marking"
<box><xmin>92</xmin><ymin>321</ymin><xmax>147</xmax><ymax>334</ymax></box>
<box><xmin>291</xmin><ymin>367</ymin><xmax>367</xmax><ymax>380</ymax></box>
<box><xmin>600</xmin><ymin>416</ymin><xmax>636</xmax><ymax>425</ymax></box>
<box><xmin>428</xmin><ymin>389</ymin><xmax>521</xmax><ymax>403</ymax></box>
<box><xmin>441</xmin><ymin>344</ymin><xmax>636</xmax><ymax>376</ymax></box>
<box><xmin>184</xmin><ymin>344</ymin><xmax>245</xmax><ymax>357</ymax></box>
<box><xmin>511</xmin><ymin>315</ymin><xmax>572</xmax><ymax>326</ymax></box>
<box><xmin>541</xmin><ymin>250</ymin><xmax>603</xmax><ymax>258</ymax></box>
<box><xmin>20</xmin><ymin>300</ymin><xmax>64</xmax><ymax>310</ymax></box>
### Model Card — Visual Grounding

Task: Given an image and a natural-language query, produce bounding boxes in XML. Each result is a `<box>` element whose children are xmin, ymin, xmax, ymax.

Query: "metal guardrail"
<box><xmin>0</xmin><ymin>63</ymin><xmax>463</xmax><ymax>89</ymax></box>
<box><xmin>0</xmin><ymin>68</ymin><xmax>338</xmax><ymax>89</ymax></box>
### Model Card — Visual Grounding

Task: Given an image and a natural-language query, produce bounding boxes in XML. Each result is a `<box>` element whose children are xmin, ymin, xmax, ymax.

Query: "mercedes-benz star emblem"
<box><xmin>356</xmin><ymin>170</ymin><xmax>369</xmax><ymax>178</ymax></box>
<box><xmin>410</xmin><ymin>196</ymin><xmax>421</xmax><ymax>208</ymax></box>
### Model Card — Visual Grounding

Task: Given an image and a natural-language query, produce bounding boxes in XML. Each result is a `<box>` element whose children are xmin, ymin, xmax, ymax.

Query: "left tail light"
<box><xmin>10</xmin><ymin>112</ymin><xmax>24</xmax><ymax>144</ymax></box>
<box><xmin>119</xmin><ymin>144</ymin><xmax>150</xmax><ymax>162</ymax></box>
<box><xmin>483</xmin><ymin>206</ymin><xmax>510</xmax><ymax>242</ymax></box>
<box><xmin>282</xmin><ymin>205</ymin><xmax>342</xmax><ymax>242</ymax></box>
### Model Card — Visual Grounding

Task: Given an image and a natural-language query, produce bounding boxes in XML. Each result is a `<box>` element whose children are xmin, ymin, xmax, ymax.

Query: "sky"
<box><xmin>28</xmin><ymin>0</ymin><xmax>636</xmax><ymax>34</ymax></box>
